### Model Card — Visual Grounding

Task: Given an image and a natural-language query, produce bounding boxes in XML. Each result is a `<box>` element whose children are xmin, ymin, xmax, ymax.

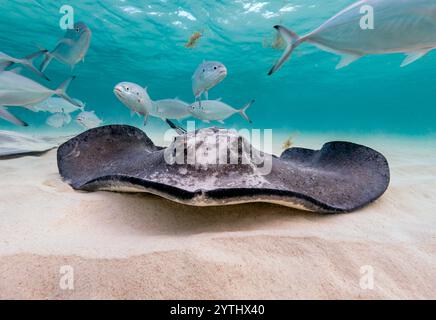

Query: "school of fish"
<box><xmin>2</xmin><ymin>0</ymin><xmax>435</xmax><ymax>134</ymax></box>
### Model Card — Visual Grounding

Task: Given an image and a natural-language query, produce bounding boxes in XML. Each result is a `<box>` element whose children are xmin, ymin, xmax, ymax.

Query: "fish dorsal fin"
<box><xmin>401</xmin><ymin>49</ymin><xmax>431</xmax><ymax>67</ymax></box>
<box><xmin>336</xmin><ymin>54</ymin><xmax>361</xmax><ymax>70</ymax></box>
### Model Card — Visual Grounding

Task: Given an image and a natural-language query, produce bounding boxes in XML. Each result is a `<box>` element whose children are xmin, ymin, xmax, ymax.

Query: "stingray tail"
<box><xmin>165</xmin><ymin>119</ymin><xmax>187</xmax><ymax>135</ymax></box>
<box><xmin>268</xmin><ymin>25</ymin><xmax>303</xmax><ymax>76</ymax></box>
<box><xmin>55</xmin><ymin>76</ymin><xmax>82</xmax><ymax>108</ymax></box>
<box><xmin>40</xmin><ymin>50</ymin><xmax>54</xmax><ymax>72</ymax></box>
<box><xmin>20</xmin><ymin>50</ymin><xmax>50</xmax><ymax>81</ymax></box>
<box><xmin>0</xmin><ymin>107</ymin><xmax>28</xmax><ymax>127</ymax></box>
<box><xmin>239</xmin><ymin>100</ymin><xmax>254</xmax><ymax>124</ymax></box>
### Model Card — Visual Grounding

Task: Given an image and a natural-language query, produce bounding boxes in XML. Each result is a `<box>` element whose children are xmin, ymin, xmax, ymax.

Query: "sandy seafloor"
<box><xmin>0</xmin><ymin>130</ymin><xmax>435</xmax><ymax>300</ymax></box>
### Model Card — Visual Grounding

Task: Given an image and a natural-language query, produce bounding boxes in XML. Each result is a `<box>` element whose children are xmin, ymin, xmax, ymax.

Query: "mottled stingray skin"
<box><xmin>57</xmin><ymin>125</ymin><xmax>390</xmax><ymax>213</ymax></box>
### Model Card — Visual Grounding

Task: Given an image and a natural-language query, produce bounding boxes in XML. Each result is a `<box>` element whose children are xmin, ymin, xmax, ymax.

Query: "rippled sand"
<box><xmin>0</xmin><ymin>134</ymin><xmax>435</xmax><ymax>299</ymax></box>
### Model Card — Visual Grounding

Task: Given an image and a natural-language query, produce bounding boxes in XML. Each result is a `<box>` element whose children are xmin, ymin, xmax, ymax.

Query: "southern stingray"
<box><xmin>57</xmin><ymin>125</ymin><xmax>390</xmax><ymax>213</ymax></box>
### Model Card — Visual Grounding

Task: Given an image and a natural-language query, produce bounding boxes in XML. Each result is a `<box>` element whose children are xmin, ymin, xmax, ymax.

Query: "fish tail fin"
<box><xmin>40</xmin><ymin>50</ymin><xmax>54</xmax><ymax>72</ymax></box>
<box><xmin>268</xmin><ymin>25</ymin><xmax>303</xmax><ymax>76</ymax></box>
<box><xmin>239</xmin><ymin>99</ymin><xmax>255</xmax><ymax>124</ymax></box>
<box><xmin>0</xmin><ymin>107</ymin><xmax>28</xmax><ymax>127</ymax></box>
<box><xmin>55</xmin><ymin>76</ymin><xmax>82</xmax><ymax>108</ymax></box>
<box><xmin>20</xmin><ymin>50</ymin><xmax>50</xmax><ymax>81</ymax></box>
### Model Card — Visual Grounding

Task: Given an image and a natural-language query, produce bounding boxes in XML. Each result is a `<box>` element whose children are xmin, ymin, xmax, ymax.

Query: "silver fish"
<box><xmin>192</xmin><ymin>61</ymin><xmax>227</xmax><ymax>101</ymax></box>
<box><xmin>269</xmin><ymin>0</ymin><xmax>436</xmax><ymax>75</ymax></box>
<box><xmin>76</xmin><ymin>111</ymin><xmax>103</xmax><ymax>129</ymax></box>
<box><xmin>27</xmin><ymin>97</ymin><xmax>84</xmax><ymax>114</ymax></box>
<box><xmin>41</xmin><ymin>22</ymin><xmax>92</xmax><ymax>72</ymax></box>
<box><xmin>188</xmin><ymin>99</ymin><xmax>254</xmax><ymax>124</ymax></box>
<box><xmin>0</xmin><ymin>70</ymin><xmax>81</xmax><ymax>126</ymax></box>
<box><xmin>114</xmin><ymin>82</ymin><xmax>188</xmax><ymax>134</ymax></box>
<box><xmin>152</xmin><ymin>99</ymin><xmax>191</xmax><ymax>120</ymax></box>
<box><xmin>46</xmin><ymin>111</ymin><xmax>71</xmax><ymax>128</ymax></box>
<box><xmin>114</xmin><ymin>82</ymin><xmax>153</xmax><ymax>125</ymax></box>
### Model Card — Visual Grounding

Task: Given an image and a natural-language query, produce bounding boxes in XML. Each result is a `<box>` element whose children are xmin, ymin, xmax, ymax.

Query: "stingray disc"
<box><xmin>57</xmin><ymin>125</ymin><xmax>390</xmax><ymax>213</ymax></box>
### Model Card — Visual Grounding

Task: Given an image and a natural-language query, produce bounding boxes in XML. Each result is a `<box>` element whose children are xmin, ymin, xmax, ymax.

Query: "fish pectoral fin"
<box><xmin>130</xmin><ymin>110</ymin><xmax>136</xmax><ymax>117</ymax></box>
<box><xmin>218</xmin><ymin>120</ymin><xmax>225</xmax><ymax>124</ymax></box>
<box><xmin>401</xmin><ymin>49</ymin><xmax>431</xmax><ymax>67</ymax></box>
<box><xmin>144</xmin><ymin>114</ymin><xmax>149</xmax><ymax>126</ymax></box>
<box><xmin>0</xmin><ymin>107</ymin><xmax>28</xmax><ymax>127</ymax></box>
<box><xmin>204</xmin><ymin>91</ymin><xmax>209</xmax><ymax>100</ymax></box>
<box><xmin>336</xmin><ymin>53</ymin><xmax>361</xmax><ymax>70</ymax></box>
<box><xmin>203</xmin><ymin>120</ymin><xmax>211</xmax><ymax>124</ymax></box>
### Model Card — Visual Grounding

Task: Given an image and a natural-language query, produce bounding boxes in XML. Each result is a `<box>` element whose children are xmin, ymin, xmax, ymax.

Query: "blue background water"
<box><xmin>1</xmin><ymin>0</ymin><xmax>435</xmax><ymax>135</ymax></box>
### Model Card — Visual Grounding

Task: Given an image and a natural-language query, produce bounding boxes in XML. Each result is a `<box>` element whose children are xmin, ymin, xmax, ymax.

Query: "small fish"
<box><xmin>0</xmin><ymin>50</ymin><xmax>49</xmax><ymax>80</ymax></box>
<box><xmin>192</xmin><ymin>61</ymin><xmax>227</xmax><ymax>101</ymax></box>
<box><xmin>114</xmin><ymin>82</ymin><xmax>188</xmax><ymax>133</ymax></box>
<box><xmin>114</xmin><ymin>82</ymin><xmax>153</xmax><ymax>125</ymax></box>
<box><xmin>27</xmin><ymin>97</ymin><xmax>84</xmax><ymax>114</ymax></box>
<box><xmin>185</xmin><ymin>31</ymin><xmax>203</xmax><ymax>48</ymax></box>
<box><xmin>263</xmin><ymin>32</ymin><xmax>286</xmax><ymax>51</ymax></box>
<box><xmin>269</xmin><ymin>0</ymin><xmax>436</xmax><ymax>75</ymax></box>
<box><xmin>282</xmin><ymin>136</ymin><xmax>294</xmax><ymax>150</ymax></box>
<box><xmin>0</xmin><ymin>71</ymin><xmax>81</xmax><ymax>126</ymax></box>
<box><xmin>46</xmin><ymin>111</ymin><xmax>71</xmax><ymax>128</ymax></box>
<box><xmin>76</xmin><ymin>111</ymin><xmax>102</xmax><ymax>129</ymax></box>
<box><xmin>188</xmin><ymin>99</ymin><xmax>254</xmax><ymax>124</ymax></box>
<box><xmin>40</xmin><ymin>22</ymin><xmax>92</xmax><ymax>72</ymax></box>
<box><xmin>152</xmin><ymin>99</ymin><xmax>191</xmax><ymax>120</ymax></box>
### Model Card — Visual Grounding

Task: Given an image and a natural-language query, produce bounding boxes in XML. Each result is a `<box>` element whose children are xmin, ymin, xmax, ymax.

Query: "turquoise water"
<box><xmin>1</xmin><ymin>0</ymin><xmax>435</xmax><ymax>135</ymax></box>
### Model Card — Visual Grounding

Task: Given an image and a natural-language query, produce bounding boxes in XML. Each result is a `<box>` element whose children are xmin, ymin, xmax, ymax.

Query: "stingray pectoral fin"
<box><xmin>336</xmin><ymin>53</ymin><xmax>362</xmax><ymax>70</ymax></box>
<box><xmin>401</xmin><ymin>49</ymin><xmax>431</xmax><ymax>67</ymax></box>
<box><xmin>0</xmin><ymin>107</ymin><xmax>28</xmax><ymax>127</ymax></box>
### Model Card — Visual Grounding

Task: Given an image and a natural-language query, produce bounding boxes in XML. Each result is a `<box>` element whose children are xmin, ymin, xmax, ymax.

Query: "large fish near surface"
<box><xmin>192</xmin><ymin>61</ymin><xmax>227</xmax><ymax>101</ymax></box>
<box><xmin>269</xmin><ymin>0</ymin><xmax>436</xmax><ymax>75</ymax></box>
<box><xmin>0</xmin><ymin>50</ymin><xmax>49</xmax><ymax>80</ymax></box>
<box><xmin>0</xmin><ymin>71</ymin><xmax>81</xmax><ymax>126</ymax></box>
<box><xmin>188</xmin><ymin>99</ymin><xmax>254</xmax><ymax>124</ymax></box>
<box><xmin>40</xmin><ymin>22</ymin><xmax>92</xmax><ymax>72</ymax></box>
<box><xmin>114</xmin><ymin>82</ymin><xmax>190</xmax><ymax>133</ymax></box>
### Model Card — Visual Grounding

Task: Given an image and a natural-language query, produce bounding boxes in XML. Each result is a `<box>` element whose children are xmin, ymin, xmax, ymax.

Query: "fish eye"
<box><xmin>75</xmin><ymin>27</ymin><xmax>80</xmax><ymax>32</ymax></box>
<box><xmin>214</xmin><ymin>66</ymin><xmax>217</xmax><ymax>70</ymax></box>
<box><xmin>126</xmin><ymin>87</ymin><xmax>129</xmax><ymax>91</ymax></box>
